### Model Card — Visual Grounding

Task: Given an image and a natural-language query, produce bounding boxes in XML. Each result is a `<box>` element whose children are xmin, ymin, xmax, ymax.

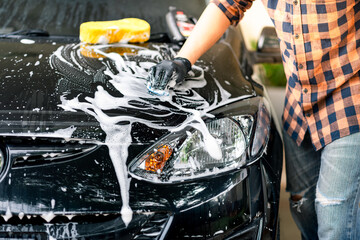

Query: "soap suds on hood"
<box><xmin>20</xmin><ymin>39</ymin><xmax>35</xmax><ymax>44</ymax></box>
<box><xmin>50</xmin><ymin>42</ymin><xmax>251</xmax><ymax>226</ymax></box>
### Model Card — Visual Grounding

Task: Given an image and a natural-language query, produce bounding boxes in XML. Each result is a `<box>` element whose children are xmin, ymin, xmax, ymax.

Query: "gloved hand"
<box><xmin>147</xmin><ymin>57</ymin><xmax>192</xmax><ymax>91</ymax></box>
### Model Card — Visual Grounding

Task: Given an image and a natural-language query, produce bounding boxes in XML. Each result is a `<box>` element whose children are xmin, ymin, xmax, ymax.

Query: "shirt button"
<box><xmin>298</xmin><ymin>64</ymin><xmax>304</xmax><ymax>69</ymax></box>
<box><xmin>293</xmin><ymin>0</ymin><xmax>298</xmax><ymax>5</ymax></box>
<box><xmin>303</xmin><ymin>88</ymin><xmax>308</xmax><ymax>93</ymax></box>
<box><xmin>295</xmin><ymin>34</ymin><xmax>299</xmax><ymax>39</ymax></box>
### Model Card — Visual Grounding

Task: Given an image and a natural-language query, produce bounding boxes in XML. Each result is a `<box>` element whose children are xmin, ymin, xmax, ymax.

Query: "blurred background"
<box><xmin>239</xmin><ymin>2</ymin><xmax>301</xmax><ymax>239</ymax></box>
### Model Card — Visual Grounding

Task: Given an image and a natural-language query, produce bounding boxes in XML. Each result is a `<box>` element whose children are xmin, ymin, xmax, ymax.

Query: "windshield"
<box><xmin>0</xmin><ymin>0</ymin><xmax>207</xmax><ymax>36</ymax></box>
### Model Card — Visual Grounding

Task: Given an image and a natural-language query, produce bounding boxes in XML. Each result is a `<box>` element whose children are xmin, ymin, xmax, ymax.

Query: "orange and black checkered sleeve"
<box><xmin>211</xmin><ymin>0</ymin><xmax>255</xmax><ymax>25</ymax></box>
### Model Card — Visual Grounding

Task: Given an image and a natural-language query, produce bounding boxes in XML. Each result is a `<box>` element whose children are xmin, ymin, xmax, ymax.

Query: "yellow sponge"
<box><xmin>80</xmin><ymin>18</ymin><xmax>150</xmax><ymax>44</ymax></box>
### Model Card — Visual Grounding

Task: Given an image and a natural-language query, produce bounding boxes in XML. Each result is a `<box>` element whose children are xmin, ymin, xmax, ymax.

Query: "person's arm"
<box><xmin>147</xmin><ymin>1</ymin><xmax>254</xmax><ymax>93</ymax></box>
<box><xmin>176</xmin><ymin>3</ymin><xmax>231</xmax><ymax>65</ymax></box>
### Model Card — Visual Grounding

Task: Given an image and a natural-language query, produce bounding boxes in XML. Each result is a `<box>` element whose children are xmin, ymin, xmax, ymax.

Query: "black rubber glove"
<box><xmin>147</xmin><ymin>57</ymin><xmax>192</xmax><ymax>90</ymax></box>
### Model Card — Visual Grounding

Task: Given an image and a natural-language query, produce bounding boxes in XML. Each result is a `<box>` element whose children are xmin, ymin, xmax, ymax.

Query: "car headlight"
<box><xmin>129</xmin><ymin>115</ymin><xmax>254</xmax><ymax>183</ymax></box>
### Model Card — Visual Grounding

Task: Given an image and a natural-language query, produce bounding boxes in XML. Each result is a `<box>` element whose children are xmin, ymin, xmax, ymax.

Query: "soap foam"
<box><xmin>20</xmin><ymin>39</ymin><xmax>35</xmax><ymax>44</ymax></box>
<box><xmin>51</xmin><ymin>42</ymin><xmax>251</xmax><ymax>227</ymax></box>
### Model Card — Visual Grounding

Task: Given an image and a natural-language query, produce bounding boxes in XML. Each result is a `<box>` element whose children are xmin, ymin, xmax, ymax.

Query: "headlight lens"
<box><xmin>129</xmin><ymin>115</ymin><xmax>253</xmax><ymax>183</ymax></box>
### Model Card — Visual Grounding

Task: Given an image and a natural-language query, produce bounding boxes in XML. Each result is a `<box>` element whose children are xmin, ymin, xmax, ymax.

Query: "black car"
<box><xmin>0</xmin><ymin>0</ymin><xmax>283</xmax><ymax>239</ymax></box>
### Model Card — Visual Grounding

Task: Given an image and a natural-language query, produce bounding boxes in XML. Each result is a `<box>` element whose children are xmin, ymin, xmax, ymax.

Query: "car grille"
<box><xmin>0</xmin><ymin>212</ymin><xmax>172</xmax><ymax>240</ymax></box>
<box><xmin>5</xmin><ymin>137</ymin><xmax>98</xmax><ymax>169</ymax></box>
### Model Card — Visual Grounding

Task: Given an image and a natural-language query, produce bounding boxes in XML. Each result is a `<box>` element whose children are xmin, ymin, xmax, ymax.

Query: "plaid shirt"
<box><xmin>212</xmin><ymin>0</ymin><xmax>360</xmax><ymax>150</ymax></box>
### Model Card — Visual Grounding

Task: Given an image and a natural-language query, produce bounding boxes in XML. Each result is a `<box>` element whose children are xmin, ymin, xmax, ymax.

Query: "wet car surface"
<box><xmin>0</xmin><ymin>0</ymin><xmax>283</xmax><ymax>239</ymax></box>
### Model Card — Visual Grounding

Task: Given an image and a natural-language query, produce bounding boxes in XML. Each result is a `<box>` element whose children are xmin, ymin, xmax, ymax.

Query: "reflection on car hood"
<box><xmin>0</xmin><ymin>39</ymin><xmax>255</xmax><ymax>142</ymax></box>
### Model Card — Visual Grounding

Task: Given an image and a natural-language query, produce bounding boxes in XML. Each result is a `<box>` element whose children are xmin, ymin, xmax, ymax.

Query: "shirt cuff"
<box><xmin>210</xmin><ymin>0</ymin><xmax>253</xmax><ymax>26</ymax></box>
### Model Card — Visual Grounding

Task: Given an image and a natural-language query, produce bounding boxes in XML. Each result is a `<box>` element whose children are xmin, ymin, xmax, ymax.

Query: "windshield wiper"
<box><xmin>0</xmin><ymin>29</ymin><xmax>50</xmax><ymax>38</ymax></box>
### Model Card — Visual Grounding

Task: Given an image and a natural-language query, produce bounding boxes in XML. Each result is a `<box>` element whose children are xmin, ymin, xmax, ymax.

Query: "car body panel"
<box><xmin>0</xmin><ymin>39</ymin><xmax>255</xmax><ymax>138</ymax></box>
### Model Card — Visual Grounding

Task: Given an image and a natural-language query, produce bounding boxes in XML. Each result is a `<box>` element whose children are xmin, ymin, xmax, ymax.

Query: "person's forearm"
<box><xmin>176</xmin><ymin>3</ymin><xmax>231</xmax><ymax>65</ymax></box>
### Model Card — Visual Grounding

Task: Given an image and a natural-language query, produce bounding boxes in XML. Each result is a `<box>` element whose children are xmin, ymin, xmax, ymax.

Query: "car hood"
<box><xmin>0</xmin><ymin>39</ymin><xmax>255</xmax><ymax>142</ymax></box>
<box><xmin>0</xmin><ymin>39</ymin><xmax>256</xmax><ymax>222</ymax></box>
